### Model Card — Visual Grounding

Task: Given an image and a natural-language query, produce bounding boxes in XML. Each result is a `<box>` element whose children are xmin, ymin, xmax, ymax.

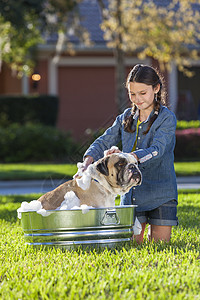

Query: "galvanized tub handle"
<box><xmin>100</xmin><ymin>210</ymin><xmax>120</xmax><ymax>225</ymax></box>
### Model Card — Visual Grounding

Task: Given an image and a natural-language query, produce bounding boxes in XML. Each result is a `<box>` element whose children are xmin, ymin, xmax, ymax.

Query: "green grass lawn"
<box><xmin>0</xmin><ymin>161</ymin><xmax>200</xmax><ymax>181</ymax></box>
<box><xmin>0</xmin><ymin>163</ymin><xmax>78</xmax><ymax>181</ymax></box>
<box><xmin>0</xmin><ymin>191</ymin><xmax>200</xmax><ymax>299</ymax></box>
<box><xmin>174</xmin><ymin>161</ymin><xmax>200</xmax><ymax>177</ymax></box>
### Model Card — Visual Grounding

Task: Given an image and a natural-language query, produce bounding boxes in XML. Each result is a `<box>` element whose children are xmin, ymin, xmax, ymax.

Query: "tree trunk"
<box><xmin>97</xmin><ymin>0</ymin><xmax>128</xmax><ymax>113</ymax></box>
<box><xmin>114</xmin><ymin>46</ymin><xmax>127</xmax><ymax>113</ymax></box>
<box><xmin>114</xmin><ymin>0</ymin><xmax>127</xmax><ymax>113</ymax></box>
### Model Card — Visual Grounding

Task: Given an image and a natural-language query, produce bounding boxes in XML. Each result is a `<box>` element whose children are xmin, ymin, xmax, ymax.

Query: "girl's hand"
<box><xmin>74</xmin><ymin>156</ymin><xmax>94</xmax><ymax>178</ymax></box>
<box><xmin>105</xmin><ymin>147</ymin><xmax>121</xmax><ymax>156</ymax></box>
<box><xmin>82</xmin><ymin>156</ymin><xmax>94</xmax><ymax>172</ymax></box>
<box><xmin>131</xmin><ymin>152</ymin><xmax>139</xmax><ymax>161</ymax></box>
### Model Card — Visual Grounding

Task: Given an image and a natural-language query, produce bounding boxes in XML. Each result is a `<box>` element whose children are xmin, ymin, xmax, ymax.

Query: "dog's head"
<box><xmin>88</xmin><ymin>153</ymin><xmax>142</xmax><ymax>195</ymax></box>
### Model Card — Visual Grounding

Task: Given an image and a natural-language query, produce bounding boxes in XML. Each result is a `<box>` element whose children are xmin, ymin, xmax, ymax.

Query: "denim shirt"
<box><xmin>84</xmin><ymin>105</ymin><xmax>178</xmax><ymax>212</ymax></box>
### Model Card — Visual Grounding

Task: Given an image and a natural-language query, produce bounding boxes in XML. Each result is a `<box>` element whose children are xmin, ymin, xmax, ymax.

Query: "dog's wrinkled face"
<box><xmin>89</xmin><ymin>153</ymin><xmax>142</xmax><ymax>195</ymax></box>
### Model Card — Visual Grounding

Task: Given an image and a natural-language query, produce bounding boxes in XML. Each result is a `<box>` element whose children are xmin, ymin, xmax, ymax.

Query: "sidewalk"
<box><xmin>0</xmin><ymin>179</ymin><xmax>66</xmax><ymax>195</ymax></box>
<box><xmin>0</xmin><ymin>177</ymin><xmax>200</xmax><ymax>195</ymax></box>
<box><xmin>177</xmin><ymin>176</ymin><xmax>200</xmax><ymax>189</ymax></box>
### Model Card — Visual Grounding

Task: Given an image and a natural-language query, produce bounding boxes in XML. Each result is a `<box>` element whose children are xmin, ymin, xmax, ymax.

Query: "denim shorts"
<box><xmin>136</xmin><ymin>200</ymin><xmax>178</xmax><ymax>226</ymax></box>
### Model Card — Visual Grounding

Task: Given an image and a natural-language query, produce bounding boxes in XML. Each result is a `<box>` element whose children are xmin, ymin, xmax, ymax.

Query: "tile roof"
<box><xmin>46</xmin><ymin>0</ymin><xmax>105</xmax><ymax>47</ymax></box>
<box><xmin>79</xmin><ymin>0</ymin><xmax>105</xmax><ymax>44</ymax></box>
<box><xmin>45</xmin><ymin>0</ymin><xmax>200</xmax><ymax>49</ymax></box>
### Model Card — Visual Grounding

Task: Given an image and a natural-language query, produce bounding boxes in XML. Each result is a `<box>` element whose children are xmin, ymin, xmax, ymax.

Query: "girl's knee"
<box><xmin>149</xmin><ymin>225</ymin><xmax>172</xmax><ymax>242</ymax></box>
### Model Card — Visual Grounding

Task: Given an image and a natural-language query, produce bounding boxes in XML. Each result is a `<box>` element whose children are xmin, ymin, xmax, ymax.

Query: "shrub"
<box><xmin>0</xmin><ymin>123</ymin><xmax>78</xmax><ymax>162</ymax></box>
<box><xmin>175</xmin><ymin>128</ymin><xmax>200</xmax><ymax>160</ymax></box>
<box><xmin>0</xmin><ymin>95</ymin><xmax>59</xmax><ymax>126</ymax></box>
<box><xmin>176</xmin><ymin>120</ymin><xmax>200</xmax><ymax>130</ymax></box>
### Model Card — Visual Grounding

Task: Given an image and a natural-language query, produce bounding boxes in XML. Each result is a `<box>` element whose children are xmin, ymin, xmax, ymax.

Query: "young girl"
<box><xmin>81</xmin><ymin>64</ymin><xmax>178</xmax><ymax>243</ymax></box>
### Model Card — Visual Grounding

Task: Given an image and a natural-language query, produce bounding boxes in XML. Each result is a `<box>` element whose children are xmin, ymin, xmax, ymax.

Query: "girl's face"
<box><xmin>128</xmin><ymin>82</ymin><xmax>160</xmax><ymax>112</ymax></box>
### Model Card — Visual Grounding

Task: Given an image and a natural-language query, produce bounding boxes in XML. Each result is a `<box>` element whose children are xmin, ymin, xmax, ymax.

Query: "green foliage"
<box><xmin>176</xmin><ymin>120</ymin><xmax>200</xmax><ymax>130</ymax></box>
<box><xmin>100</xmin><ymin>0</ymin><xmax>200</xmax><ymax>74</ymax></box>
<box><xmin>0</xmin><ymin>95</ymin><xmax>59</xmax><ymax>127</ymax></box>
<box><xmin>0</xmin><ymin>191</ymin><xmax>200</xmax><ymax>299</ymax></box>
<box><xmin>0</xmin><ymin>0</ymin><xmax>44</xmax><ymax>28</ymax></box>
<box><xmin>0</xmin><ymin>0</ymin><xmax>44</xmax><ymax>74</ymax></box>
<box><xmin>47</xmin><ymin>0</ymin><xmax>78</xmax><ymax>20</ymax></box>
<box><xmin>0</xmin><ymin>161</ymin><xmax>199</xmax><ymax>181</ymax></box>
<box><xmin>174</xmin><ymin>161</ymin><xmax>200</xmax><ymax>176</ymax></box>
<box><xmin>0</xmin><ymin>93</ymin><xmax>84</xmax><ymax>163</ymax></box>
<box><xmin>45</xmin><ymin>0</ymin><xmax>91</xmax><ymax>53</ymax></box>
<box><xmin>0</xmin><ymin>164</ymin><xmax>77</xmax><ymax>180</ymax></box>
<box><xmin>0</xmin><ymin>0</ymin><xmax>90</xmax><ymax>74</ymax></box>
<box><xmin>0</xmin><ymin>123</ymin><xmax>78</xmax><ymax>162</ymax></box>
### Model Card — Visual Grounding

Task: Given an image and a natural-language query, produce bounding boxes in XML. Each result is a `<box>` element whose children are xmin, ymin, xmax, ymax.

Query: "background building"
<box><xmin>0</xmin><ymin>0</ymin><xmax>199</xmax><ymax>140</ymax></box>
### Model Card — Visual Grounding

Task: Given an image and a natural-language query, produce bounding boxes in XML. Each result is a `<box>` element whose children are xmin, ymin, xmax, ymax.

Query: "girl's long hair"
<box><xmin>123</xmin><ymin>64</ymin><xmax>167</xmax><ymax>134</ymax></box>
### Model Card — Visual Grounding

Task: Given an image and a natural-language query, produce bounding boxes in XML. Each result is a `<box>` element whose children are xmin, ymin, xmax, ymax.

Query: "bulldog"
<box><xmin>38</xmin><ymin>152</ymin><xmax>142</xmax><ymax>210</ymax></box>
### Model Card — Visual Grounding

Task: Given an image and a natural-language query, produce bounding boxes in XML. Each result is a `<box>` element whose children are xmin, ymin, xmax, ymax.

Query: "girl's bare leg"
<box><xmin>134</xmin><ymin>223</ymin><xmax>146</xmax><ymax>244</ymax></box>
<box><xmin>148</xmin><ymin>225</ymin><xmax>172</xmax><ymax>242</ymax></box>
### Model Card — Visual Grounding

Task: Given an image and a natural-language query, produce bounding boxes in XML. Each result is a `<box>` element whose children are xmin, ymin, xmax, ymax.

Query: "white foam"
<box><xmin>17</xmin><ymin>155</ymin><xmax>140</xmax><ymax>220</ymax></box>
<box><xmin>37</xmin><ymin>208</ymin><xmax>51</xmax><ymax>217</ymax></box>
<box><xmin>133</xmin><ymin>217</ymin><xmax>142</xmax><ymax>235</ymax></box>
<box><xmin>74</xmin><ymin>162</ymin><xmax>92</xmax><ymax>190</ymax></box>
<box><xmin>104</xmin><ymin>146</ymin><xmax>119</xmax><ymax>156</ymax></box>
<box><xmin>17</xmin><ymin>200</ymin><xmax>51</xmax><ymax>219</ymax></box>
<box><xmin>59</xmin><ymin>191</ymin><xmax>80</xmax><ymax>210</ymax></box>
<box><xmin>71</xmin><ymin>204</ymin><xmax>94</xmax><ymax>214</ymax></box>
<box><xmin>17</xmin><ymin>191</ymin><xmax>94</xmax><ymax>218</ymax></box>
<box><xmin>76</xmin><ymin>173</ymin><xmax>91</xmax><ymax>190</ymax></box>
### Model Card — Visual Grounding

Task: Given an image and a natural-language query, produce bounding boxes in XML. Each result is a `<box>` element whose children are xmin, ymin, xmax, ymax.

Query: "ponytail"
<box><xmin>123</xmin><ymin>106</ymin><xmax>137</xmax><ymax>133</ymax></box>
<box><xmin>143</xmin><ymin>84</ymin><xmax>162</xmax><ymax>134</ymax></box>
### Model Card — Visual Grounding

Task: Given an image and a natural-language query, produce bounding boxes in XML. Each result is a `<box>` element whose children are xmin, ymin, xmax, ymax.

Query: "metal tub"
<box><xmin>21</xmin><ymin>205</ymin><xmax>136</xmax><ymax>249</ymax></box>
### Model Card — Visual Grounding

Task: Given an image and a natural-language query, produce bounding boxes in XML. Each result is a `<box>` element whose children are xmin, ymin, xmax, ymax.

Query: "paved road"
<box><xmin>0</xmin><ymin>179</ymin><xmax>66</xmax><ymax>195</ymax></box>
<box><xmin>0</xmin><ymin>177</ymin><xmax>200</xmax><ymax>195</ymax></box>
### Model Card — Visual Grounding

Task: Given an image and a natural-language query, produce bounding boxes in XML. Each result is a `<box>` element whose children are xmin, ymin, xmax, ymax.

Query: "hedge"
<box><xmin>175</xmin><ymin>128</ymin><xmax>200</xmax><ymax>160</ymax></box>
<box><xmin>0</xmin><ymin>95</ymin><xmax>59</xmax><ymax>126</ymax></box>
<box><xmin>0</xmin><ymin>123</ymin><xmax>78</xmax><ymax>163</ymax></box>
<box><xmin>0</xmin><ymin>120</ymin><xmax>199</xmax><ymax>162</ymax></box>
<box><xmin>176</xmin><ymin>120</ymin><xmax>200</xmax><ymax>130</ymax></box>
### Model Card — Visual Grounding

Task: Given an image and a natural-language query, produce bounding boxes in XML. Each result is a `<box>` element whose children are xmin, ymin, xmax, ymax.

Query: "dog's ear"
<box><xmin>96</xmin><ymin>157</ymin><xmax>109</xmax><ymax>176</ymax></box>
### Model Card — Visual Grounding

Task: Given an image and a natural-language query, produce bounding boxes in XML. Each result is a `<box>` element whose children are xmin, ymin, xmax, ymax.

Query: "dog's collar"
<box><xmin>91</xmin><ymin>178</ymin><xmax>118</xmax><ymax>197</ymax></box>
<box><xmin>92</xmin><ymin>178</ymin><xmax>99</xmax><ymax>183</ymax></box>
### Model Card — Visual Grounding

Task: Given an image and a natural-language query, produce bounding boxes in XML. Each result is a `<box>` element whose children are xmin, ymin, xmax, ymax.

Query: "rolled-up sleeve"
<box><xmin>134</xmin><ymin>112</ymin><xmax>177</xmax><ymax>166</ymax></box>
<box><xmin>84</xmin><ymin>113</ymin><xmax>124</xmax><ymax>161</ymax></box>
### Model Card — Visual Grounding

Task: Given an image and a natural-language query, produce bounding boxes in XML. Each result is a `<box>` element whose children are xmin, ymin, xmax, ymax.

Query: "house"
<box><xmin>0</xmin><ymin>0</ymin><xmax>199</xmax><ymax>140</ymax></box>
